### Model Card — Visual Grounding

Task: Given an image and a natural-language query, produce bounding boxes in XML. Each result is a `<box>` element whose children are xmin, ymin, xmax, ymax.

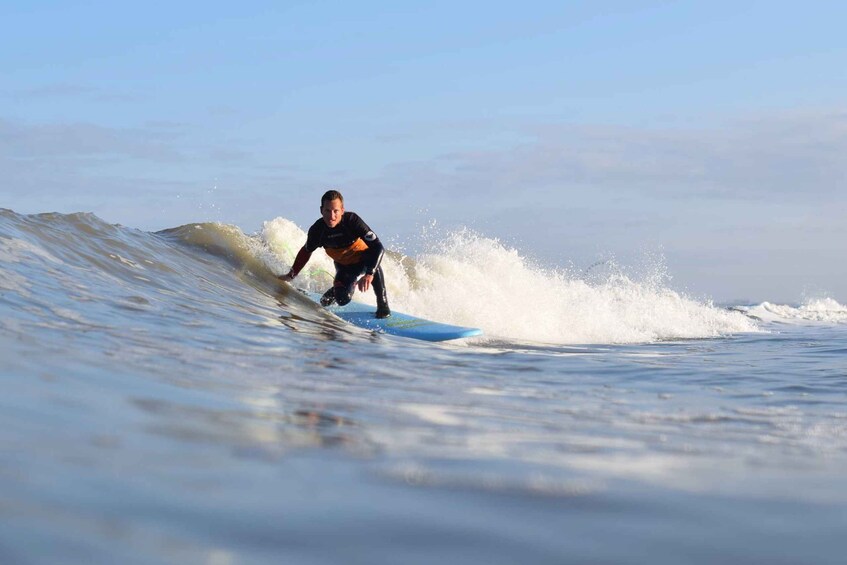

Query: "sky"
<box><xmin>2</xmin><ymin>0</ymin><xmax>845</xmax><ymax>303</ymax></box>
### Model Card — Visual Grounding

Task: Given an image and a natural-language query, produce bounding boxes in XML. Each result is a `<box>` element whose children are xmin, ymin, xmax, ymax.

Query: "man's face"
<box><xmin>321</xmin><ymin>198</ymin><xmax>344</xmax><ymax>228</ymax></box>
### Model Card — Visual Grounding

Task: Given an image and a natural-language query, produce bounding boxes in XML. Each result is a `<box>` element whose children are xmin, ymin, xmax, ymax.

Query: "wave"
<box><xmin>0</xmin><ymin>209</ymin><xmax>758</xmax><ymax>345</ymax></box>
<box><xmin>740</xmin><ymin>298</ymin><xmax>847</xmax><ymax>325</ymax></box>
<box><xmin>258</xmin><ymin>216</ymin><xmax>756</xmax><ymax>343</ymax></box>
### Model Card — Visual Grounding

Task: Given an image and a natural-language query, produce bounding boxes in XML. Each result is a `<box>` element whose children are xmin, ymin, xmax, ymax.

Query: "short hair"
<box><xmin>321</xmin><ymin>190</ymin><xmax>344</xmax><ymax>207</ymax></box>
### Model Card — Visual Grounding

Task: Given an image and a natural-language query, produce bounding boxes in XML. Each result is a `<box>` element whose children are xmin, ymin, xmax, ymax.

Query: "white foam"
<box><xmin>0</xmin><ymin>269</ymin><xmax>30</xmax><ymax>296</ymax></box>
<box><xmin>259</xmin><ymin>219</ymin><xmax>758</xmax><ymax>344</ymax></box>
<box><xmin>0</xmin><ymin>237</ymin><xmax>61</xmax><ymax>296</ymax></box>
<box><xmin>261</xmin><ymin>218</ymin><xmax>335</xmax><ymax>289</ymax></box>
<box><xmin>0</xmin><ymin>237</ymin><xmax>61</xmax><ymax>264</ymax></box>
<box><xmin>745</xmin><ymin>298</ymin><xmax>847</xmax><ymax>324</ymax></box>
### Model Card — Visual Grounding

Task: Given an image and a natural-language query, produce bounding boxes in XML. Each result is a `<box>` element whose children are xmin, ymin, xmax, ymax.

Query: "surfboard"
<box><xmin>301</xmin><ymin>290</ymin><xmax>483</xmax><ymax>342</ymax></box>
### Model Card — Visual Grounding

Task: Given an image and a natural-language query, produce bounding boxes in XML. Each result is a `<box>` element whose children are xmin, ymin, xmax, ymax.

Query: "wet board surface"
<box><xmin>302</xmin><ymin>291</ymin><xmax>483</xmax><ymax>342</ymax></box>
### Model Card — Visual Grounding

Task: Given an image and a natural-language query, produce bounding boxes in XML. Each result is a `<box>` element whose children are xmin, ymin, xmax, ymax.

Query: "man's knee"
<box><xmin>333</xmin><ymin>284</ymin><xmax>353</xmax><ymax>305</ymax></box>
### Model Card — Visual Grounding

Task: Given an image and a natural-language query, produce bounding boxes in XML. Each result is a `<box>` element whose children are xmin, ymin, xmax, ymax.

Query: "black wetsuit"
<box><xmin>300</xmin><ymin>212</ymin><xmax>389</xmax><ymax>310</ymax></box>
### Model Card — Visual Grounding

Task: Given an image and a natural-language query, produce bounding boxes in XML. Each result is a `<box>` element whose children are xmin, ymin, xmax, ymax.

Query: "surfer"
<box><xmin>279</xmin><ymin>190</ymin><xmax>391</xmax><ymax>319</ymax></box>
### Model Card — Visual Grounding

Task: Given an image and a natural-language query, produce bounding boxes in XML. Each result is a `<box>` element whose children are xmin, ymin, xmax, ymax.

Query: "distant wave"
<box><xmin>1</xmin><ymin>209</ymin><xmax>759</xmax><ymax>346</ymax></box>
<box><xmin>740</xmin><ymin>298</ymin><xmax>847</xmax><ymax>324</ymax></box>
<box><xmin>256</xmin><ymin>217</ymin><xmax>758</xmax><ymax>344</ymax></box>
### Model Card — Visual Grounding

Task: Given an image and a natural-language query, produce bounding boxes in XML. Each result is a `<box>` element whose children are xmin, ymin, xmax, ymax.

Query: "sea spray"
<box><xmin>259</xmin><ymin>219</ymin><xmax>757</xmax><ymax>344</ymax></box>
<box><xmin>262</xmin><ymin>217</ymin><xmax>336</xmax><ymax>290</ymax></box>
<box><xmin>743</xmin><ymin>297</ymin><xmax>847</xmax><ymax>324</ymax></box>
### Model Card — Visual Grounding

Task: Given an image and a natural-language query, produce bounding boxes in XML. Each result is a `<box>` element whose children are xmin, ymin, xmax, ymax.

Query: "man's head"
<box><xmin>320</xmin><ymin>190</ymin><xmax>344</xmax><ymax>228</ymax></box>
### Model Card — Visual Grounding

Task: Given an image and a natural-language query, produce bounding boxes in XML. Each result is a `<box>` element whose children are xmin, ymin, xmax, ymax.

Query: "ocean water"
<box><xmin>1</xmin><ymin>208</ymin><xmax>846</xmax><ymax>564</ymax></box>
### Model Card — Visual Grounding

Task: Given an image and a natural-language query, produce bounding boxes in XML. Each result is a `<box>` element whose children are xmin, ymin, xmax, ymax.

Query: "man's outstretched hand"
<box><xmin>357</xmin><ymin>274</ymin><xmax>373</xmax><ymax>293</ymax></box>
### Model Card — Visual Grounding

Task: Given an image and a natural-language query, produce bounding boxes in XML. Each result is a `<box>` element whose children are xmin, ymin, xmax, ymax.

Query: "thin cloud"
<box><xmin>0</xmin><ymin>118</ymin><xmax>185</xmax><ymax>162</ymax></box>
<box><xmin>369</xmin><ymin>109</ymin><xmax>847</xmax><ymax>202</ymax></box>
<box><xmin>208</xmin><ymin>148</ymin><xmax>252</xmax><ymax>163</ymax></box>
<box><xmin>0</xmin><ymin>83</ymin><xmax>142</xmax><ymax>103</ymax></box>
<box><xmin>0</xmin><ymin>118</ymin><xmax>191</xmax><ymax>215</ymax></box>
<box><xmin>1</xmin><ymin>83</ymin><xmax>97</xmax><ymax>99</ymax></box>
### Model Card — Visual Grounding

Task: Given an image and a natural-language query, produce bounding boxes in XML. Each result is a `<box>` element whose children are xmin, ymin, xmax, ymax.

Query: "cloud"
<box><xmin>365</xmin><ymin>109</ymin><xmax>847</xmax><ymax>203</ymax></box>
<box><xmin>208</xmin><ymin>147</ymin><xmax>252</xmax><ymax>162</ymax></box>
<box><xmin>2</xmin><ymin>83</ymin><xmax>98</xmax><ymax>99</ymax></box>
<box><xmin>0</xmin><ymin>115</ymin><xmax>307</xmax><ymax>229</ymax></box>
<box><xmin>0</xmin><ymin>118</ymin><xmax>185</xmax><ymax>162</ymax></box>
<box><xmin>0</xmin><ymin>117</ymin><xmax>196</xmax><ymax>219</ymax></box>
<box><xmin>0</xmin><ymin>83</ymin><xmax>142</xmax><ymax>103</ymax></box>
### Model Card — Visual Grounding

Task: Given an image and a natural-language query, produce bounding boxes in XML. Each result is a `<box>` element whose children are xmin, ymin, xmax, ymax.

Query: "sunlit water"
<box><xmin>1</xmin><ymin>209</ymin><xmax>845</xmax><ymax>564</ymax></box>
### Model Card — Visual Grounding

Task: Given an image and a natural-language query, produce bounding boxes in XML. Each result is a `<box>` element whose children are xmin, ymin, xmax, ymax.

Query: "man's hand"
<box><xmin>357</xmin><ymin>274</ymin><xmax>374</xmax><ymax>293</ymax></box>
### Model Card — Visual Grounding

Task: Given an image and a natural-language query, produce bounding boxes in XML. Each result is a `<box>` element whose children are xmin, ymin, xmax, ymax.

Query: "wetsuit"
<box><xmin>289</xmin><ymin>212</ymin><xmax>389</xmax><ymax>314</ymax></box>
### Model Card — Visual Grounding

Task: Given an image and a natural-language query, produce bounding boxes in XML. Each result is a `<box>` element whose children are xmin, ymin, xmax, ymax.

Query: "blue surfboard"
<box><xmin>302</xmin><ymin>291</ymin><xmax>482</xmax><ymax>342</ymax></box>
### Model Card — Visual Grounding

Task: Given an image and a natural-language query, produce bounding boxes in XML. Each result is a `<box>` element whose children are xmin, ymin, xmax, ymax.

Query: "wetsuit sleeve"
<box><xmin>363</xmin><ymin>239</ymin><xmax>384</xmax><ymax>275</ymax></box>
<box><xmin>347</xmin><ymin>213</ymin><xmax>384</xmax><ymax>275</ymax></box>
<box><xmin>289</xmin><ymin>246</ymin><xmax>312</xmax><ymax>277</ymax></box>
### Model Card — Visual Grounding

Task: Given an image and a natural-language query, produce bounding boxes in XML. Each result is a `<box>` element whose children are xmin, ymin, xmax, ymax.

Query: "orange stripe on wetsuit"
<box><xmin>325</xmin><ymin>237</ymin><xmax>368</xmax><ymax>265</ymax></box>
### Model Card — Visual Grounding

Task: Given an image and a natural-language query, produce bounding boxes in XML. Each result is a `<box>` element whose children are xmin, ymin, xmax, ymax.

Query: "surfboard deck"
<box><xmin>301</xmin><ymin>290</ymin><xmax>482</xmax><ymax>342</ymax></box>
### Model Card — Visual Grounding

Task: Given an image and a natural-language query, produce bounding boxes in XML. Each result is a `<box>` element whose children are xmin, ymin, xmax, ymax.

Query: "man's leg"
<box><xmin>323</xmin><ymin>261</ymin><xmax>390</xmax><ymax>318</ymax></box>
<box><xmin>319</xmin><ymin>287</ymin><xmax>336</xmax><ymax>306</ymax></box>
<box><xmin>320</xmin><ymin>262</ymin><xmax>342</xmax><ymax>306</ymax></box>
<box><xmin>372</xmin><ymin>266</ymin><xmax>391</xmax><ymax>318</ymax></box>
<box><xmin>331</xmin><ymin>263</ymin><xmax>363</xmax><ymax>306</ymax></box>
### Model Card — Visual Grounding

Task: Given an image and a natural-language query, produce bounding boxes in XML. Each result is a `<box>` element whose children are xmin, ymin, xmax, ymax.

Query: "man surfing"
<box><xmin>279</xmin><ymin>190</ymin><xmax>391</xmax><ymax>319</ymax></box>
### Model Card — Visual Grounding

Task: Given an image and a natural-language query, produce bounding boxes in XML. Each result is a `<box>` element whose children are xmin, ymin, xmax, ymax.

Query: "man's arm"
<box><xmin>348</xmin><ymin>213</ymin><xmax>384</xmax><ymax>274</ymax></box>
<box><xmin>351</xmin><ymin>213</ymin><xmax>385</xmax><ymax>292</ymax></box>
<box><xmin>279</xmin><ymin>245</ymin><xmax>312</xmax><ymax>282</ymax></box>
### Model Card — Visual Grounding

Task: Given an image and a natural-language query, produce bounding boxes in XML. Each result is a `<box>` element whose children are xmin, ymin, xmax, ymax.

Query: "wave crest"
<box><xmin>258</xmin><ymin>220</ymin><xmax>758</xmax><ymax>344</ymax></box>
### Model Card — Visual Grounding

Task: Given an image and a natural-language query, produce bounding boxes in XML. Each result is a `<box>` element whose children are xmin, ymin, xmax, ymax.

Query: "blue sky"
<box><xmin>2</xmin><ymin>1</ymin><xmax>846</xmax><ymax>302</ymax></box>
